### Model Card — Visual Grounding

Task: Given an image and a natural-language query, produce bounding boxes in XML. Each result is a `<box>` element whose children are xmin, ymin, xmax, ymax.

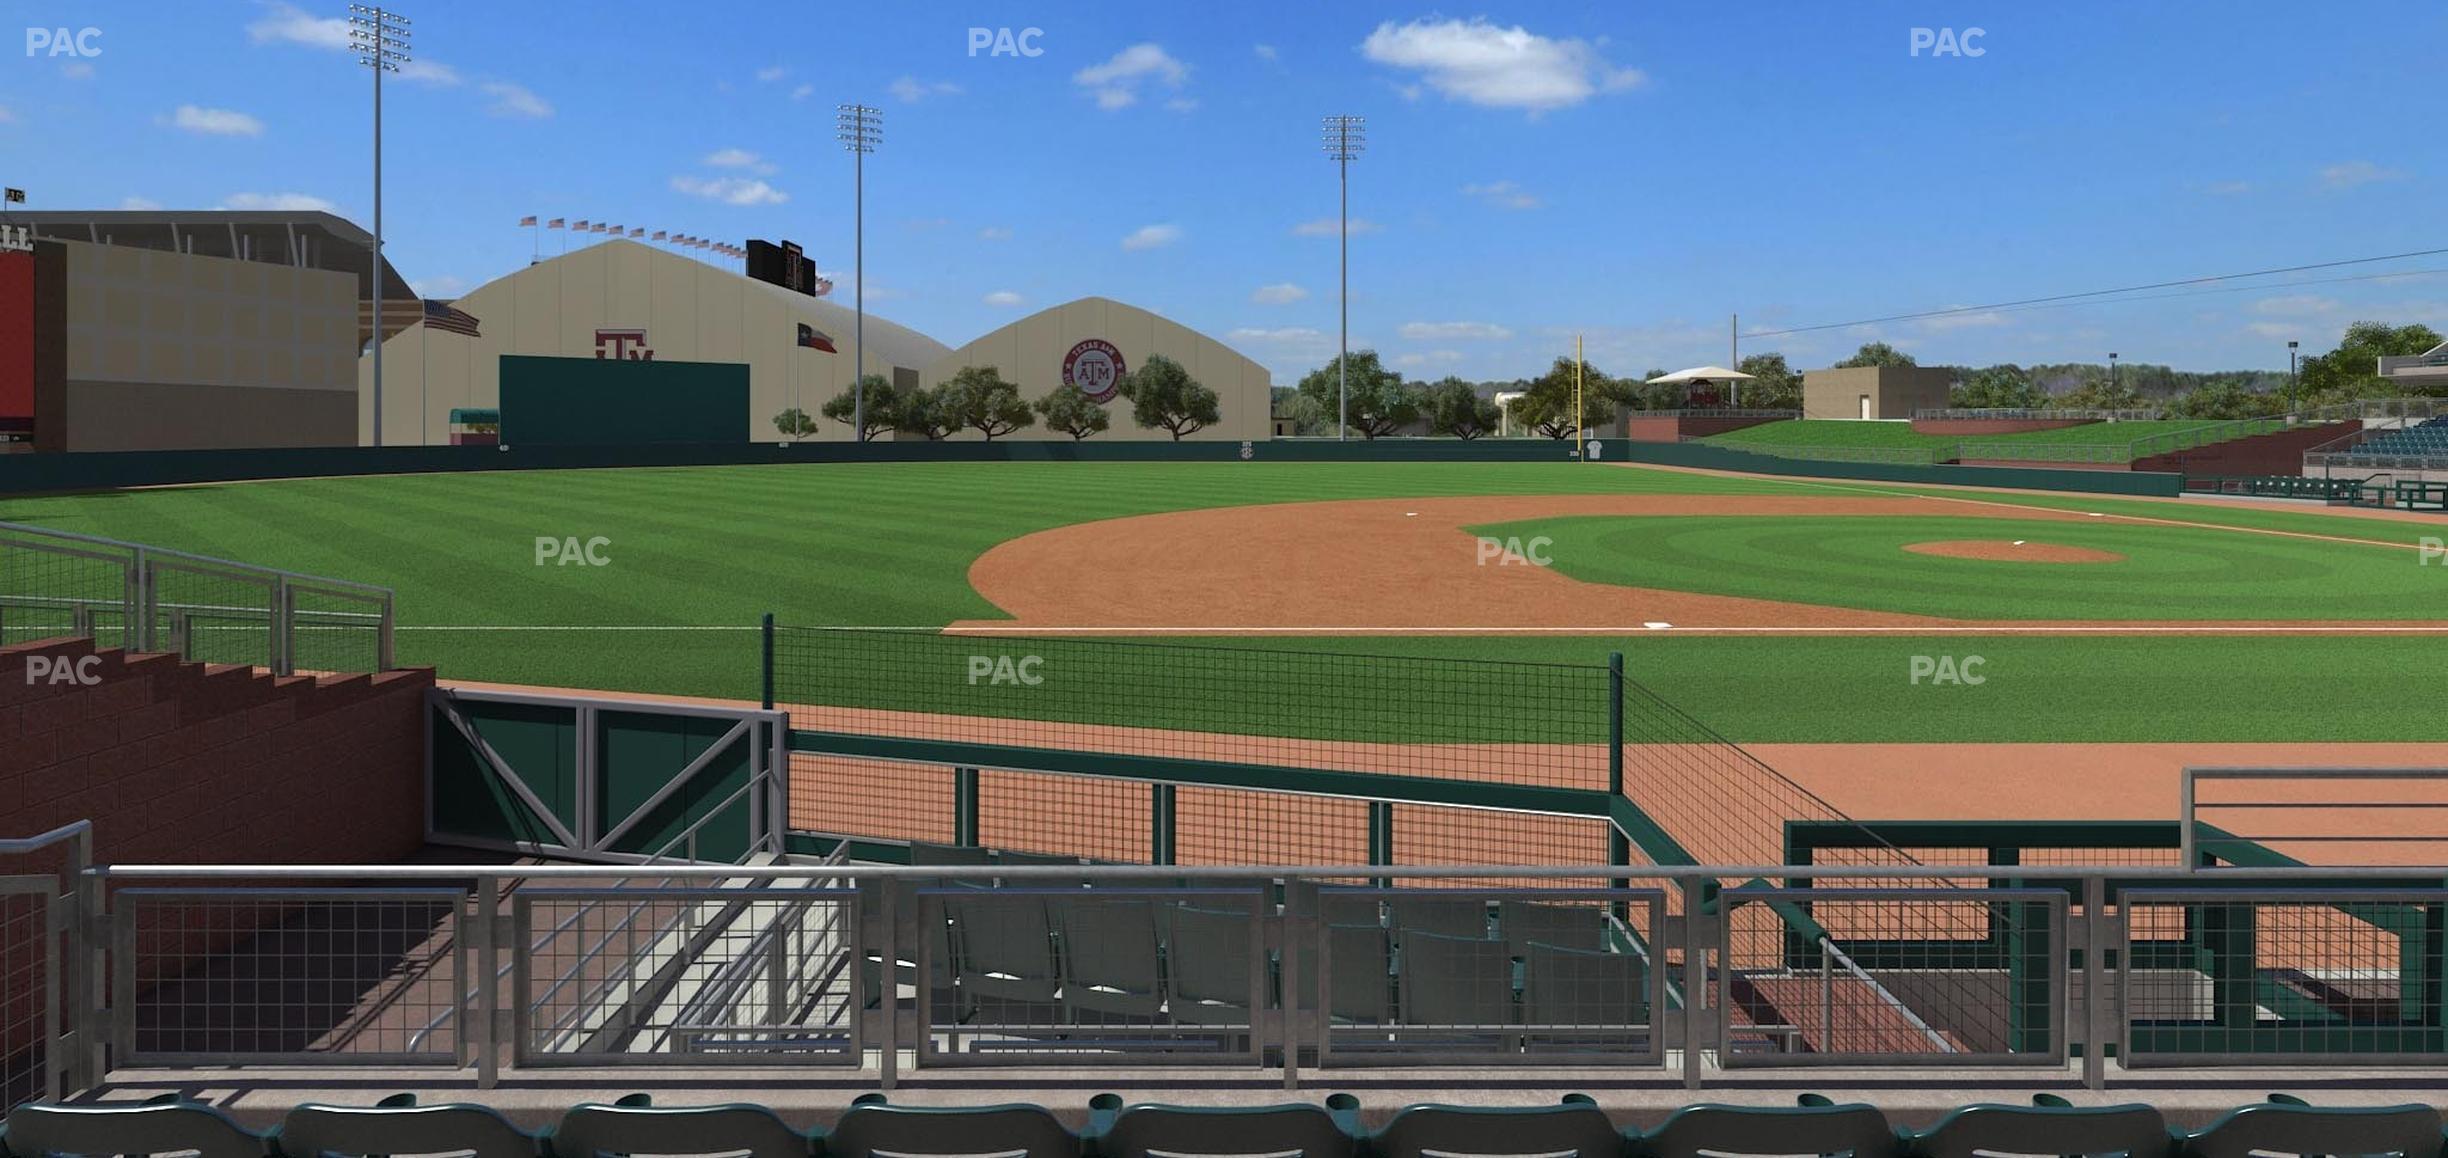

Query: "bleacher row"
<box><xmin>6</xmin><ymin>1092</ymin><xmax>2444</xmax><ymax>1158</ymax></box>
<box><xmin>2355</xmin><ymin>415</ymin><xmax>2448</xmax><ymax>457</ymax></box>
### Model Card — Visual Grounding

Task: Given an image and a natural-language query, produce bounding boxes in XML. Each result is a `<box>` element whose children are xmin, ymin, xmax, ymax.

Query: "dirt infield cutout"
<box><xmin>1902</xmin><ymin>540</ymin><xmax>2127</xmax><ymax>564</ymax></box>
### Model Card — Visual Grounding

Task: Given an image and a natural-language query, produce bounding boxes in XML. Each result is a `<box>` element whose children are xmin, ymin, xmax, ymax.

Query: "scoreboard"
<box><xmin>745</xmin><ymin>239</ymin><xmax>831</xmax><ymax>297</ymax></box>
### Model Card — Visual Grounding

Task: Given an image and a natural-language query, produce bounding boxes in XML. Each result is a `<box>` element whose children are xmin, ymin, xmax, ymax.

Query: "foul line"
<box><xmin>386</xmin><ymin>623</ymin><xmax>2448</xmax><ymax>635</ymax></box>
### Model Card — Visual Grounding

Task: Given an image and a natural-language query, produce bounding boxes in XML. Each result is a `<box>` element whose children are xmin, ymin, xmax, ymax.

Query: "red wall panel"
<box><xmin>0</xmin><ymin>249</ymin><xmax>33</xmax><ymax>425</ymax></box>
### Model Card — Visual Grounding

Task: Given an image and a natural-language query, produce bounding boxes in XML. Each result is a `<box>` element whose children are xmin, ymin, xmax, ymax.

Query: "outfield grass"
<box><xmin>1468</xmin><ymin>514</ymin><xmax>2431</xmax><ymax>620</ymax></box>
<box><xmin>5</xmin><ymin>461</ymin><xmax>2437</xmax><ymax>743</ymax></box>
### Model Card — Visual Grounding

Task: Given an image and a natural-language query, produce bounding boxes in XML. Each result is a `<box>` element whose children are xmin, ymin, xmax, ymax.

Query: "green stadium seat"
<box><xmin>1397</xmin><ymin>930</ymin><xmax>1514</xmax><ymax>1028</ymax></box>
<box><xmin>825</xmin><ymin>1098</ymin><xmax>1079</xmax><ymax>1158</ymax></box>
<box><xmin>279</xmin><ymin>1098</ymin><xmax>549</xmax><ymax>1158</ymax></box>
<box><xmin>1637</xmin><ymin>1100</ymin><xmax>1896</xmax><ymax>1158</ymax></box>
<box><xmin>1502</xmin><ymin>900</ymin><xmax>1606</xmax><ymax>956</ymax></box>
<box><xmin>1523</xmin><ymin>942</ymin><xmax>1646</xmax><ymax>1036</ymax></box>
<box><xmin>555</xmin><ymin>1098</ymin><xmax>815</xmax><ymax>1158</ymax></box>
<box><xmin>1091</xmin><ymin>1100</ymin><xmax>1361</xmax><ymax>1158</ymax></box>
<box><xmin>2176</xmin><ymin>1098</ymin><xmax>2441</xmax><ymax>1158</ymax></box>
<box><xmin>1163</xmin><ymin>903</ymin><xmax>1257</xmax><ymax>1026</ymax></box>
<box><xmin>3</xmin><ymin>1099</ymin><xmax>273</xmax><ymax>1158</ymax></box>
<box><xmin>1326</xmin><ymin>923</ymin><xmax>1393</xmax><ymax>1023</ymax></box>
<box><xmin>1056</xmin><ymin>897</ymin><xmax>1165</xmax><ymax>1020</ymax></box>
<box><xmin>1899</xmin><ymin>1102</ymin><xmax>2168</xmax><ymax>1158</ymax></box>
<box><xmin>1389</xmin><ymin>897</ymin><xmax>1492</xmax><ymax>941</ymax></box>
<box><xmin>1374</xmin><ymin>1097</ymin><xmax>1627</xmax><ymax>1158</ymax></box>
<box><xmin>947</xmin><ymin>894</ymin><xmax>1061</xmax><ymax>1005</ymax></box>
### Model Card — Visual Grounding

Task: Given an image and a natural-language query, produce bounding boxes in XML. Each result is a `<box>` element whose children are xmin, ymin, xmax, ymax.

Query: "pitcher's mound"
<box><xmin>1904</xmin><ymin>540</ymin><xmax>2125</xmax><ymax>564</ymax></box>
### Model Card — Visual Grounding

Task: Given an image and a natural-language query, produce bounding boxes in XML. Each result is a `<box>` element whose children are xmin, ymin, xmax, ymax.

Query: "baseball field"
<box><xmin>5</xmin><ymin>458</ymin><xmax>2444</xmax><ymax>747</ymax></box>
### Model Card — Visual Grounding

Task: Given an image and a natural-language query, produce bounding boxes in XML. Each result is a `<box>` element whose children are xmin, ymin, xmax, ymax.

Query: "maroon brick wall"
<box><xmin>2133</xmin><ymin>422</ymin><xmax>2358</xmax><ymax>478</ymax></box>
<box><xmin>1911</xmin><ymin>418</ymin><xmax>2099</xmax><ymax>435</ymax></box>
<box><xmin>1625</xmin><ymin>414</ymin><xmax>1788</xmax><ymax>443</ymax></box>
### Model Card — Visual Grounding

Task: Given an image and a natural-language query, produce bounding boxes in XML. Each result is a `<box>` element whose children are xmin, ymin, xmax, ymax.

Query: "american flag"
<box><xmin>628</xmin><ymin>227</ymin><xmax>644</xmax><ymax>237</ymax></box>
<box><xmin>652</xmin><ymin>230</ymin><xmax>667</xmax><ymax>241</ymax></box>
<box><xmin>518</xmin><ymin>215</ymin><xmax>537</xmax><ymax>227</ymax></box>
<box><xmin>591</xmin><ymin>223</ymin><xmax>609</xmax><ymax>233</ymax></box>
<box><xmin>547</xmin><ymin>218</ymin><xmax>565</xmax><ymax>229</ymax></box>
<box><xmin>421</xmin><ymin>299</ymin><xmax>482</xmax><ymax>338</ymax></box>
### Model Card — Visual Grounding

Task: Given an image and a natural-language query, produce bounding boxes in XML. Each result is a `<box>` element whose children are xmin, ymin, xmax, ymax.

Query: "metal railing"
<box><xmin>1678</xmin><ymin>440</ymin><xmax>1945</xmax><ymax>466</ymax></box>
<box><xmin>0</xmin><ymin>521</ymin><xmax>394</xmax><ymax>675</ymax></box>
<box><xmin>1913</xmin><ymin>408</ymin><xmax>2163</xmax><ymax>421</ymax></box>
<box><xmin>0</xmin><ymin>823</ymin><xmax>97</xmax><ymax>1107</ymax></box>
<box><xmin>26</xmin><ymin>858</ymin><xmax>2448</xmax><ymax>1093</ymax></box>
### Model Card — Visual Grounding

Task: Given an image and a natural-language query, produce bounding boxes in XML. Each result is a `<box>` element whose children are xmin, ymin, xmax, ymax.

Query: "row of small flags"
<box><xmin>519</xmin><ymin>216</ymin><xmax>742</xmax><ymax>257</ymax></box>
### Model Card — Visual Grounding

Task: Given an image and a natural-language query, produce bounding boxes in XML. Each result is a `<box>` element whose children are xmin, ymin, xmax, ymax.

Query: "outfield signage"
<box><xmin>1062</xmin><ymin>339</ymin><xmax>1124</xmax><ymax>403</ymax></box>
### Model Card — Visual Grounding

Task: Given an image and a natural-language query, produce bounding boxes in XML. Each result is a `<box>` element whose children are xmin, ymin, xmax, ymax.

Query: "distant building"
<box><xmin>1803</xmin><ymin>365</ymin><xmax>1953</xmax><ymax>420</ymax></box>
<box><xmin>2378</xmin><ymin>339</ymin><xmax>2448</xmax><ymax>390</ymax></box>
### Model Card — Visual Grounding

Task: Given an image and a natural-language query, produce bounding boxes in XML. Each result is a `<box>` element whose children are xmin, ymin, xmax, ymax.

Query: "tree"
<box><xmin>1950</xmin><ymin>364</ymin><xmax>2046</xmax><ymax>409</ymax></box>
<box><xmin>2299</xmin><ymin>321</ymin><xmax>2448</xmax><ymax>401</ymax></box>
<box><xmin>1115</xmin><ymin>354</ymin><xmax>1221</xmax><ymax>440</ymax></box>
<box><xmin>1835</xmin><ymin>341</ymin><xmax>1917</xmax><ymax>369</ymax></box>
<box><xmin>1033</xmin><ymin>386</ymin><xmax>1112</xmax><ymax>440</ymax></box>
<box><xmin>2058</xmin><ymin>371</ymin><xmax>2144</xmax><ymax>412</ymax></box>
<box><xmin>937</xmin><ymin>365</ymin><xmax>1035</xmax><ymax>440</ymax></box>
<box><xmin>894</xmin><ymin>385</ymin><xmax>959</xmax><ymax>440</ymax></box>
<box><xmin>1505</xmin><ymin>356</ymin><xmax>1633</xmax><ymax>438</ymax></box>
<box><xmin>771</xmin><ymin>407</ymin><xmax>818</xmax><ymax>440</ymax></box>
<box><xmin>1272</xmin><ymin>387</ymin><xmax>1331</xmax><ymax>436</ymax></box>
<box><xmin>2165</xmin><ymin>378</ymin><xmax>2278</xmax><ymax>420</ymax></box>
<box><xmin>1296</xmin><ymin>351</ymin><xmax>1420</xmax><ymax>438</ymax></box>
<box><xmin>820</xmin><ymin>374</ymin><xmax>899</xmax><ymax>442</ymax></box>
<box><xmin>1422</xmin><ymin>377</ymin><xmax>1501</xmax><ymax>439</ymax></box>
<box><xmin>1735</xmin><ymin>353</ymin><xmax>1801</xmax><ymax>409</ymax></box>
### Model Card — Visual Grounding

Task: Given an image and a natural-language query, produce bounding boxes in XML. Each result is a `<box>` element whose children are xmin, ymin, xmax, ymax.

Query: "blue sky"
<box><xmin>5</xmin><ymin>1</ymin><xmax>2442</xmax><ymax>381</ymax></box>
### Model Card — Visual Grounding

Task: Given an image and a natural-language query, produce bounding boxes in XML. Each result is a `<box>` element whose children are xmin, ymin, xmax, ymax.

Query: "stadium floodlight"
<box><xmin>350</xmin><ymin>5</ymin><xmax>410</xmax><ymax>447</ymax></box>
<box><xmin>1323</xmin><ymin>115</ymin><xmax>1364</xmax><ymax>440</ymax></box>
<box><xmin>838</xmin><ymin>103</ymin><xmax>882</xmax><ymax>441</ymax></box>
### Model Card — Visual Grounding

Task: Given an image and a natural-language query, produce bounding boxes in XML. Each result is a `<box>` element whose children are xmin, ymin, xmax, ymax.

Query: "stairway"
<box><xmin>2134</xmin><ymin>421</ymin><xmax>2358</xmax><ymax>478</ymax></box>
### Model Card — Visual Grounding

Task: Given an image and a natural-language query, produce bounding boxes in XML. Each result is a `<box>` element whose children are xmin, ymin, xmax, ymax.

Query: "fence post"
<box><xmin>1366</xmin><ymin>803</ymin><xmax>1393</xmax><ymax>888</ymax></box>
<box><xmin>269</xmin><ymin>575</ymin><xmax>292</xmax><ymax>676</ymax></box>
<box><xmin>2082</xmin><ymin>875</ymin><xmax>2107</xmax><ymax>1089</ymax></box>
<box><xmin>1680</xmin><ymin>876</ymin><xmax>1708</xmax><ymax>1089</ymax></box>
<box><xmin>1151</xmin><ymin>784</ymin><xmax>1176</xmax><ymax>866</ymax></box>
<box><xmin>760</xmin><ymin>613</ymin><xmax>775</xmax><ymax>710</ymax></box>
<box><xmin>953</xmin><ymin>768</ymin><xmax>979</xmax><ymax>847</ymax></box>
<box><xmin>1608</xmin><ymin>654</ymin><xmax>1630</xmax><ymax>908</ymax></box>
<box><xmin>475</xmin><ymin>873</ymin><xmax>500</xmax><ymax>1089</ymax></box>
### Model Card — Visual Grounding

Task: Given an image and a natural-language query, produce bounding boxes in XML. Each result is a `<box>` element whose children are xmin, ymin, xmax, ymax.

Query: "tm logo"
<box><xmin>1908</xmin><ymin>27</ymin><xmax>1985</xmax><ymax>57</ymax></box>
<box><xmin>26</xmin><ymin>26</ymin><xmax>101</xmax><ymax>57</ymax></box>
<box><xmin>1909</xmin><ymin>655</ymin><xmax>1986</xmax><ymax>686</ymax></box>
<box><xmin>25</xmin><ymin>654</ymin><xmax>102</xmax><ymax>686</ymax></box>
<box><xmin>968</xmin><ymin>27</ymin><xmax>1043</xmax><ymax>57</ymax></box>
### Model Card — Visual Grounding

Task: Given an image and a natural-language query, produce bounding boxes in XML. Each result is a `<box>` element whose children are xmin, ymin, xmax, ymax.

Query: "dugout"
<box><xmin>498</xmin><ymin>355</ymin><xmax>748</xmax><ymax>446</ymax></box>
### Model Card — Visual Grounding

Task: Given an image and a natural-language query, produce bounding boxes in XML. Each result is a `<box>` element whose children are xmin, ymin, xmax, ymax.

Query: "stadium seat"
<box><xmin>1091</xmin><ymin>1100</ymin><xmax>1361</xmax><ymax>1158</ymax></box>
<box><xmin>1522</xmin><ymin>941</ymin><xmax>1647</xmax><ymax>1035</ymax></box>
<box><xmin>1637</xmin><ymin>1100</ymin><xmax>1896</xmax><ymax>1158</ymax></box>
<box><xmin>279</xmin><ymin>1097</ymin><xmax>548</xmax><ymax>1158</ymax></box>
<box><xmin>555</xmin><ymin>1097</ymin><xmax>815</xmax><ymax>1158</ymax></box>
<box><xmin>1057</xmin><ymin>897</ymin><xmax>1165</xmax><ymax>1020</ymax></box>
<box><xmin>1164</xmin><ymin>903</ymin><xmax>1257</xmax><ymax>1025</ymax></box>
<box><xmin>2</xmin><ymin>1099</ymin><xmax>273</xmax><ymax>1158</ymax></box>
<box><xmin>1502</xmin><ymin>900</ymin><xmax>1606</xmax><ymax>956</ymax></box>
<box><xmin>824</xmin><ymin>1098</ymin><xmax>1078</xmax><ymax>1158</ymax></box>
<box><xmin>1899</xmin><ymin>1102</ymin><xmax>2167</xmax><ymax>1158</ymax></box>
<box><xmin>1397</xmin><ymin>930</ymin><xmax>1515</xmax><ymax>1027</ymax></box>
<box><xmin>1390</xmin><ymin>897</ymin><xmax>1493</xmax><ymax>941</ymax></box>
<box><xmin>1323</xmin><ymin>923</ymin><xmax>1393</xmax><ymax>1023</ymax></box>
<box><xmin>2176</xmin><ymin>1098</ymin><xmax>2442</xmax><ymax>1158</ymax></box>
<box><xmin>1374</xmin><ymin>1097</ymin><xmax>1627</xmax><ymax>1158</ymax></box>
<box><xmin>947</xmin><ymin>894</ymin><xmax>1061</xmax><ymax>1006</ymax></box>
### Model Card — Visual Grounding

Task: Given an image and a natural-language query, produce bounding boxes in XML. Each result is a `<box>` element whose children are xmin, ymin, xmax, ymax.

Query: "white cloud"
<box><xmin>1401</xmin><ymin>321</ymin><xmax>1513</xmax><ymax>341</ymax></box>
<box><xmin>482</xmin><ymin>82</ymin><xmax>553</xmax><ymax>118</ymax></box>
<box><xmin>397</xmin><ymin>60</ymin><xmax>461</xmax><ymax>86</ymax></box>
<box><xmin>790</xmin><ymin>83</ymin><xmax>813</xmax><ymax>102</ymax></box>
<box><xmin>1074</xmin><ymin>43</ymin><xmax>1189</xmax><ymax>110</ymax></box>
<box><xmin>755</xmin><ymin>66</ymin><xmax>789</xmax><ymax>83</ymax></box>
<box><xmin>1254</xmin><ymin>44</ymin><xmax>1278</xmax><ymax>62</ymax></box>
<box><xmin>1120</xmin><ymin>223</ymin><xmax>1182</xmax><ymax>251</ymax></box>
<box><xmin>671</xmin><ymin>175</ymin><xmax>789</xmax><ymax>206</ymax></box>
<box><xmin>1462</xmin><ymin>180</ymin><xmax>1541</xmax><ymax>209</ymax></box>
<box><xmin>222</xmin><ymin>192</ymin><xmax>338</xmax><ymax>212</ymax></box>
<box><xmin>1915</xmin><ymin>308</ymin><xmax>2007</xmax><ymax>332</ymax></box>
<box><xmin>1360</xmin><ymin>17</ymin><xmax>1643</xmax><ymax>112</ymax></box>
<box><xmin>2242</xmin><ymin>321</ymin><xmax>2300</xmax><ymax>339</ymax></box>
<box><xmin>2251</xmin><ymin>294</ymin><xmax>2341</xmax><ymax>317</ymax></box>
<box><xmin>978</xmin><ymin>226</ymin><xmax>1013</xmax><ymax>241</ymax></box>
<box><xmin>705</xmin><ymin>147</ymin><xmax>777</xmax><ymax>175</ymax></box>
<box><xmin>247</xmin><ymin>2</ymin><xmax>352</xmax><ymax>49</ymax></box>
<box><xmin>2321</xmin><ymin>161</ymin><xmax>2404</xmax><ymax>189</ymax></box>
<box><xmin>120</xmin><ymin>195</ymin><xmax>160</xmax><ymax>210</ymax></box>
<box><xmin>1228</xmin><ymin>326</ymin><xmax>1328</xmax><ymax>345</ymax></box>
<box><xmin>983</xmin><ymin>290</ymin><xmax>1025</xmax><ymax>307</ymax></box>
<box><xmin>888</xmin><ymin>76</ymin><xmax>964</xmax><ymax>103</ymax></box>
<box><xmin>410</xmin><ymin>275</ymin><xmax>469</xmax><ymax>297</ymax></box>
<box><xmin>1252</xmin><ymin>282</ymin><xmax>1308</xmax><ymax>305</ymax></box>
<box><xmin>170</xmin><ymin>106</ymin><xmax>264</xmax><ymax>136</ymax></box>
<box><xmin>1396</xmin><ymin>350</ymin><xmax>1465</xmax><ymax>368</ymax></box>
<box><xmin>1292</xmin><ymin>217</ymin><xmax>1380</xmax><ymax>237</ymax></box>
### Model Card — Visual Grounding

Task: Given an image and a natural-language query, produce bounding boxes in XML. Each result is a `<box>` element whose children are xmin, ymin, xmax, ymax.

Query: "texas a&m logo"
<box><xmin>595</xmin><ymin>328</ymin><xmax>653</xmax><ymax>361</ymax></box>
<box><xmin>1062</xmin><ymin>339</ymin><xmax>1124</xmax><ymax>403</ymax></box>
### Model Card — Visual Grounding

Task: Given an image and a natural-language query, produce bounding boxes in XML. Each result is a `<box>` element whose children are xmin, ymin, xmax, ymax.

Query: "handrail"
<box><xmin>0</xmin><ymin>521</ymin><xmax>393</xmax><ymax>596</ymax></box>
<box><xmin>0</xmin><ymin>821</ymin><xmax>93</xmax><ymax>855</ymax></box>
<box><xmin>85</xmin><ymin>861</ymin><xmax>2447</xmax><ymax>881</ymax></box>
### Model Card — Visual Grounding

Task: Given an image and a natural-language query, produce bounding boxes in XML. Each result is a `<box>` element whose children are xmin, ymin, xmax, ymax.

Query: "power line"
<box><xmin>1743</xmin><ymin>246</ymin><xmax>2448</xmax><ymax>338</ymax></box>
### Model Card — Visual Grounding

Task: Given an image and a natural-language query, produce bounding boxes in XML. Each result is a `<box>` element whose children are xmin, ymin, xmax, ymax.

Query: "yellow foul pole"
<box><xmin>1573</xmin><ymin>333</ymin><xmax>1585</xmax><ymax>460</ymax></box>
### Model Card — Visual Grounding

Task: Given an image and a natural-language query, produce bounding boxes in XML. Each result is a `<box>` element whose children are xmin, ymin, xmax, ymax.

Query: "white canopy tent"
<box><xmin>1645</xmin><ymin>365</ymin><xmax>1757</xmax><ymax>409</ymax></box>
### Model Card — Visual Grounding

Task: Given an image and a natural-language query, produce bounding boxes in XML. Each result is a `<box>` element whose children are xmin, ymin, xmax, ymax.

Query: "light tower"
<box><xmin>837</xmin><ymin>104</ymin><xmax>882</xmax><ymax>441</ymax></box>
<box><xmin>1323</xmin><ymin>115</ymin><xmax>1365</xmax><ymax>440</ymax></box>
<box><xmin>349</xmin><ymin>5</ymin><xmax>408</xmax><ymax>448</ymax></box>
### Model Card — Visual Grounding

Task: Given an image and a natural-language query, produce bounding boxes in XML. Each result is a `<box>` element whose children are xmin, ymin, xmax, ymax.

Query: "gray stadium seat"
<box><xmin>1900</xmin><ymin>1102</ymin><xmax>2167</xmax><ymax>1158</ymax></box>
<box><xmin>1328</xmin><ymin>923</ymin><xmax>1393</xmax><ymax>1023</ymax></box>
<box><xmin>1164</xmin><ymin>904</ymin><xmax>1256</xmax><ymax>1026</ymax></box>
<box><xmin>1523</xmin><ymin>942</ymin><xmax>1646</xmax><ymax>1034</ymax></box>
<box><xmin>1094</xmin><ymin>1103</ymin><xmax>1360</xmax><ymax>1158</ymax></box>
<box><xmin>279</xmin><ymin>1100</ymin><xmax>548</xmax><ymax>1158</ymax></box>
<box><xmin>1390</xmin><ymin>897</ymin><xmax>1492</xmax><ymax>941</ymax></box>
<box><xmin>947</xmin><ymin>894</ymin><xmax>1061</xmax><ymax>1005</ymax></box>
<box><xmin>1502</xmin><ymin>900</ymin><xmax>1606</xmax><ymax>956</ymax></box>
<box><xmin>1057</xmin><ymin>897</ymin><xmax>1165</xmax><ymax>1020</ymax></box>
<box><xmin>1397</xmin><ymin>930</ymin><xmax>1515</xmax><ymax>1028</ymax></box>
<box><xmin>1374</xmin><ymin>1099</ymin><xmax>1627</xmax><ymax>1158</ymax></box>
<box><xmin>3</xmin><ymin>1100</ymin><xmax>273</xmax><ymax>1158</ymax></box>
<box><xmin>825</xmin><ymin>1099</ymin><xmax>1078</xmax><ymax>1158</ymax></box>
<box><xmin>555</xmin><ymin>1099</ymin><xmax>815</xmax><ymax>1158</ymax></box>
<box><xmin>2178</xmin><ymin>1099</ymin><xmax>2441</xmax><ymax>1158</ymax></box>
<box><xmin>1639</xmin><ymin>1101</ymin><xmax>1896</xmax><ymax>1158</ymax></box>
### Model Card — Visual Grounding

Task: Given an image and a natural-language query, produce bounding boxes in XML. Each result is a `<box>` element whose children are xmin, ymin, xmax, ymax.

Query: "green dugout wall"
<box><xmin>498</xmin><ymin>355</ymin><xmax>749</xmax><ymax>446</ymax></box>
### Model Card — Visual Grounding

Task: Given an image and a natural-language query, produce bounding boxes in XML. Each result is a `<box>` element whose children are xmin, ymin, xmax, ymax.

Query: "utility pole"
<box><xmin>1574</xmin><ymin>333</ymin><xmax>1584</xmax><ymax>457</ymax></box>
<box><xmin>350</xmin><ymin>5</ymin><xmax>408</xmax><ymax>447</ymax></box>
<box><xmin>2287</xmin><ymin>340</ymin><xmax>2300</xmax><ymax>410</ymax></box>
<box><xmin>838</xmin><ymin>104</ymin><xmax>881</xmax><ymax>441</ymax></box>
<box><xmin>1729</xmin><ymin>313</ymin><xmax>1739</xmax><ymax>408</ymax></box>
<box><xmin>1323</xmin><ymin>115</ymin><xmax>1365</xmax><ymax>440</ymax></box>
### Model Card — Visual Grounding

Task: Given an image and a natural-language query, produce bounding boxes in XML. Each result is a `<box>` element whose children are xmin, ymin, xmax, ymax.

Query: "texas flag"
<box><xmin>796</xmin><ymin>323</ymin><xmax>837</xmax><ymax>353</ymax></box>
